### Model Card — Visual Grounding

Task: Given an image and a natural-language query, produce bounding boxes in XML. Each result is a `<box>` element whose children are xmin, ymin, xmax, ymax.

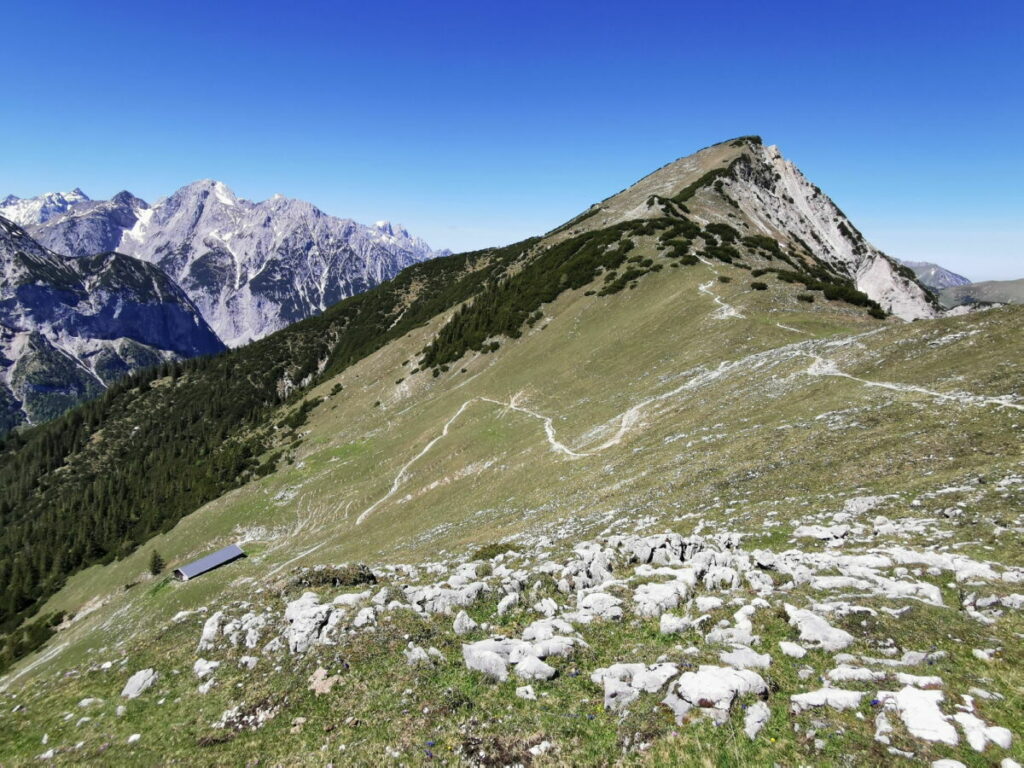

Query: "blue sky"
<box><xmin>3</xmin><ymin>0</ymin><xmax>1021</xmax><ymax>280</ymax></box>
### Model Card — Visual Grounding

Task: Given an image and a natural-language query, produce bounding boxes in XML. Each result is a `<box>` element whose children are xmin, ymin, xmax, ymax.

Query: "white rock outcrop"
<box><xmin>121</xmin><ymin>669</ymin><xmax>158</xmax><ymax>699</ymax></box>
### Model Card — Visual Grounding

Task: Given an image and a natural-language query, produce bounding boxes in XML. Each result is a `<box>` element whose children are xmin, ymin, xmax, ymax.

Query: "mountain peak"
<box><xmin>0</xmin><ymin>188</ymin><xmax>90</xmax><ymax>226</ymax></box>
<box><xmin>177</xmin><ymin>179</ymin><xmax>238</xmax><ymax>206</ymax></box>
<box><xmin>549</xmin><ymin>137</ymin><xmax>935</xmax><ymax>320</ymax></box>
<box><xmin>900</xmin><ymin>260</ymin><xmax>971</xmax><ymax>290</ymax></box>
<box><xmin>111</xmin><ymin>190</ymin><xmax>147</xmax><ymax>208</ymax></box>
<box><xmin>374</xmin><ymin>220</ymin><xmax>411</xmax><ymax>239</ymax></box>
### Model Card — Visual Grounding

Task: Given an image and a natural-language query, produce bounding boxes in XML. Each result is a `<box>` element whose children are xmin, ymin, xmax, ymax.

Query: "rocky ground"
<box><xmin>5</xmin><ymin>476</ymin><xmax>1022</xmax><ymax>766</ymax></box>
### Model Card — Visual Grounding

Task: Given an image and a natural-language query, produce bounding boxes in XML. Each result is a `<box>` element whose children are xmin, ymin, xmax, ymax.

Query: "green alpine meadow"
<box><xmin>1</xmin><ymin>133</ymin><xmax>1022</xmax><ymax>767</ymax></box>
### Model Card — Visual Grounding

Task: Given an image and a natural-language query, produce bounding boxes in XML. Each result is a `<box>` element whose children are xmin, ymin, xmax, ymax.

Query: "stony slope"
<box><xmin>0</xmin><ymin>217</ymin><xmax>224</xmax><ymax>432</ymax></box>
<box><xmin>1</xmin><ymin>138</ymin><xmax>1021</xmax><ymax>766</ymax></box>
<box><xmin>20</xmin><ymin>182</ymin><xmax>446</xmax><ymax>346</ymax></box>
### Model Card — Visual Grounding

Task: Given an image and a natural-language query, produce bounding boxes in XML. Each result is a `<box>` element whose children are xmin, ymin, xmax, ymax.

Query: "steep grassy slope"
<box><xmin>0</xmin><ymin>240</ymin><xmax>532</xmax><ymax>633</ymax></box>
<box><xmin>2</xmin><ymin>251</ymin><xmax>1021</xmax><ymax>765</ymax></box>
<box><xmin>0</xmin><ymin>136</ymin><xmax>909</xmax><ymax>636</ymax></box>
<box><xmin>2</xmin><ymin>138</ymin><xmax>1021</xmax><ymax>766</ymax></box>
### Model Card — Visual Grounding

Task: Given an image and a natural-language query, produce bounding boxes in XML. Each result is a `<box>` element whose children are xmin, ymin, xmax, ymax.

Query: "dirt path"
<box><xmin>805</xmin><ymin>354</ymin><xmax>1024</xmax><ymax>412</ymax></box>
<box><xmin>354</xmin><ymin>329</ymin><xmax>1024</xmax><ymax>526</ymax></box>
<box><xmin>696</xmin><ymin>257</ymin><xmax>745</xmax><ymax>319</ymax></box>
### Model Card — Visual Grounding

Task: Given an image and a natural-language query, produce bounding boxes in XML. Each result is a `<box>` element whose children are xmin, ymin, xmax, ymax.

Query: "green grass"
<box><xmin>2</xmin><ymin>240</ymin><xmax>1022</xmax><ymax>764</ymax></box>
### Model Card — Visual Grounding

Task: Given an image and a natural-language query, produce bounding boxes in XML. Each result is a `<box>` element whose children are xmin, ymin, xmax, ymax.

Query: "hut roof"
<box><xmin>174</xmin><ymin>544</ymin><xmax>245</xmax><ymax>580</ymax></box>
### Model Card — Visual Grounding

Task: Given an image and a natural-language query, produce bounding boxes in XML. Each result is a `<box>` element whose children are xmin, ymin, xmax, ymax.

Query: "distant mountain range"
<box><xmin>0</xmin><ymin>216</ymin><xmax>223</xmax><ymax>432</ymax></box>
<box><xmin>899</xmin><ymin>260</ymin><xmax>971</xmax><ymax>291</ymax></box>
<box><xmin>939</xmin><ymin>278</ymin><xmax>1024</xmax><ymax>309</ymax></box>
<box><xmin>0</xmin><ymin>184</ymin><xmax>446</xmax><ymax>430</ymax></box>
<box><xmin>0</xmin><ymin>188</ymin><xmax>89</xmax><ymax>227</ymax></box>
<box><xmin>897</xmin><ymin>260</ymin><xmax>1024</xmax><ymax>309</ymax></box>
<box><xmin>2</xmin><ymin>183</ymin><xmax>446</xmax><ymax>347</ymax></box>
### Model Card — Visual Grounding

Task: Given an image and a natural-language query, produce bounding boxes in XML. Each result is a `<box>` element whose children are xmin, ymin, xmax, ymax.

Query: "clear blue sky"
<box><xmin>3</xmin><ymin>0</ymin><xmax>1021</xmax><ymax>280</ymax></box>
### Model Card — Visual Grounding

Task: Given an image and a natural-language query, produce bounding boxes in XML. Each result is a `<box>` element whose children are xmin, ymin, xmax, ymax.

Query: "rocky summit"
<box><xmin>0</xmin><ymin>137</ymin><xmax>1021</xmax><ymax>767</ymax></box>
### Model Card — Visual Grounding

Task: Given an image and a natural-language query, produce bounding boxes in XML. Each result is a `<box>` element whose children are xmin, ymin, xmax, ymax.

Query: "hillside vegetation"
<box><xmin>2</xmin><ymin>138</ymin><xmax>1021</xmax><ymax>767</ymax></box>
<box><xmin>0</xmin><ymin>137</ymin><xmax>897</xmax><ymax>639</ymax></box>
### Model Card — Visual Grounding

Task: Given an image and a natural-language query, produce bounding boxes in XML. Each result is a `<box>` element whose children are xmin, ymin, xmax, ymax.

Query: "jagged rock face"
<box><xmin>0</xmin><ymin>217</ymin><xmax>224</xmax><ymax>431</ymax></box>
<box><xmin>560</xmin><ymin>139</ymin><xmax>937</xmax><ymax>321</ymax></box>
<box><xmin>29</xmin><ymin>191</ymin><xmax>148</xmax><ymax>258</ymax></box>
<box><xmin>25</xmin><ymin>181</ymin><xmax>445</xmax><ymax>347</ymax></box>
<box><xmin>730</xmin><ymin>144</ymin><xmax>935</xmax><ymax>320</ymax></box>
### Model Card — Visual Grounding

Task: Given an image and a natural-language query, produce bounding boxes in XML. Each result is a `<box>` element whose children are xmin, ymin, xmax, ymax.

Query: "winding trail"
<box><xmin>698</xmin><ymin>279</ymin><xmax>745</xmax><ymax>320</ymax></box>
<box><xmin>0</xmin><ymin>642</ymin><xmax>67</xmax><ymax>692</ymax></box>
<box><xmin>481</xmin><ymin>395</ymin><xmax>588</xmax><ymax>458</ymax></box>
<box><xmin>352</xmin><ymin>331</ymin><xmax>1023</xmax><ymax>526</ymax></box>
<box><xmin>356</xmin><ymin>398</ymin><xmax>482</xmax><ymax>524</ymax></box>
<box><xmin>805</xmin><ymin>354</ymin><xmax>1024</xmax><ymax>412</ymax></box>
<box><xmin>696</xmin><ymin>257</ymin><xmax>745</xmax><ymax>319</ymax></box>
<box><xmin>266</xmin><ymin>541</ymin><xmax>331</xmax><ymax>578</ymax></box>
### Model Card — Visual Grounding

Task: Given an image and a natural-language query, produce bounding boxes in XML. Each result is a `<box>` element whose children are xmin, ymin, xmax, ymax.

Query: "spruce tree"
<box><xmin>149</xmin><ymin>550</ymin><xmax>164</xmax><ymax>576</ymax></box>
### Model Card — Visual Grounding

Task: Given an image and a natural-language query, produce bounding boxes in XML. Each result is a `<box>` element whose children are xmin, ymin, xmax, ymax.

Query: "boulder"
<box><xmin>778</xmin><ymin>641</ymin><xmax>806</xmax><ymax>658</ymax></box>
<box><xmin>197</xmin><ymin>611</ymin><xmax>224</xmax><ymax>651</ymax></box>
<box><xmin>404</xmin><ymin>643</ymin><xmax>431</xmax><ymax>666</ymax></box>
<box><xmin>744</xmin><ymin>701</ymin><xmax>770</xmax><ymax>739</ymax></box>
<box><xmin>353</xmin><ymin>606</ymin><xmax>376</xmax><ymax>628</ymax></box>
<box><xmin>876</xmin><ymin>687</ymin><xmax>958</xmax><ymax>745</ymax></box>
<box><xmin>121</xmin><ymin>669</ymin><xmax>158</xmax><ymax>699</ymax></box>
<box><xmin>514</xmin><ymin>655</ymin><xmax>557</xmax><ymax>681</ymax></box>
<box><xmin>516</xmin><ymin>684</ymin><xmax>536</xmax><ymax>700</ymax></box>
<box><xmin>603</xmin><ymin>677</ymin><xmax>639</xmax><ymax>712</ymax></box>
<box><xmin>659</xmin><ymin>613</ymin><xmax>691</xmax><ymax>634</ymax></box>
<box><xmin>497</xmin><ymin>593</ymin><xmax>519</xmax><ymax>616</ymax></box>
<box><xmin>522</xmin><ymin>617</ymin><xmax>575</xmax><ymax>642</ymax></box>
<box><xmin>193</xmin><ymin>659</ymin><xmax>220</xmax><ymax>679</ymax></box>
<box><xmin>532</xmin><ymin>635</ymin><xmax>585</xmax><ymax>659</ymax></box>
<box><xmin>462</xmin><ymin>644</ymin><xmax>508</xmax><ymax>682</ymax></box>
<box><xmin>533</xmin><ymin>597</ymin><xmax>558</xmax><ymax>617</ymax></box>
<box><xmin>673</xmin><ymin>665</ymin><xmax>767</xmax><ymax>710</ymax></box>
<box><xmin>577</xmin><ymin>592</ymin><xmax>623</xmax><ymax>621</ymax></box>
<box><xmin>284</xmin><ymin>592</ymin><xmax>333</xmax><ymax>653</ymax></box>
<box><xmin>695</xmin><ymin>596</ymin><xmax>724</xmax><ymax>613</ymax></box>
<box><xmin>784</xmin><ymin>604</ymin><xmax>854</xmax><ymax>651</ymax></box>
<box><xmin>631</xmin><ymin>663</ymin><xmax>679</xmax><ymax>693</ymax></box>
<box><xmin>453</xmin><ymin>610</ymin><xmax>478</xmax><ymax>636</ymax></box>
<box><xmin>308</xmin><ymin>667</ymin><xmax>341</xmax><ymax>695</ymax></box>
<box><xmin>790</xmin><ymin>688</ymin><xmax>864</xmax><ymax>713</ymax></box>
<box><xmin>720</xmin><ymin>646</ymin><xmax>771</xmax><ymax>670</ymax></box>
<box><xmin>633</xmin><ymin>581</ymin><xmax>689</xmax><ymax>618</ymax></box>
